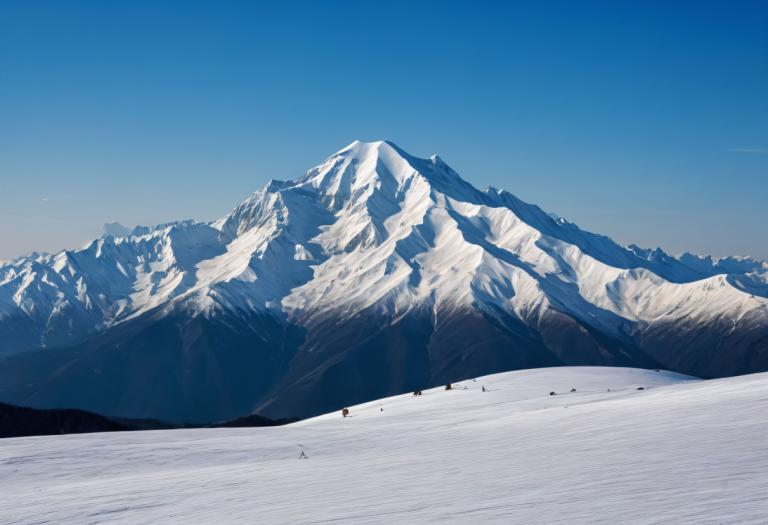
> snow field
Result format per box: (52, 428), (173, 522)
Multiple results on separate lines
(1, 366), (766, 524)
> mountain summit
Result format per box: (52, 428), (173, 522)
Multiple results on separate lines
(1, 141), (766, 422)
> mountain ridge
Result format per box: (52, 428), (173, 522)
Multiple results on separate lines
(0, 140), (766, 422)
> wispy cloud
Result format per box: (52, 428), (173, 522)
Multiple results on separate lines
(724, 148), (768, 154)
(41, 197), (49, 203)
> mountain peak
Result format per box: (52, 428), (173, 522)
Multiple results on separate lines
(330, 139), (419, 171)
(306, 139), (483, 207)
(0, 140), (767, 424)
(335, 139), (404, 154)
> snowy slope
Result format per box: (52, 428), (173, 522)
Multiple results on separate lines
(0, 141), (766, 422)
(1, 367), (766, 524)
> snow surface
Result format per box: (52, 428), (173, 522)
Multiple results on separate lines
(2, 366), (766, 524)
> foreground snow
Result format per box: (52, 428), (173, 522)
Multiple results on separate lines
(1, 367), (766, 524)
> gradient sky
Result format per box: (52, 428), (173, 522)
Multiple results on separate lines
(1, 0), (767, 261)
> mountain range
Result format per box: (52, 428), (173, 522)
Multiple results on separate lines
(0, 140), (766, 423)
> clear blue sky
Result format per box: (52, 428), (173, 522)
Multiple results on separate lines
(1, 0), (766, 260)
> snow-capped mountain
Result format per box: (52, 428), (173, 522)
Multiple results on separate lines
(0, 140), (766, 422)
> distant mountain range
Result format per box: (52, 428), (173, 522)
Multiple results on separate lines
(0, 400), (292, 438)
(1, 140), (766, 423)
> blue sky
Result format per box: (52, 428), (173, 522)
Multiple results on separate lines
(1, 0), (766, 260)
